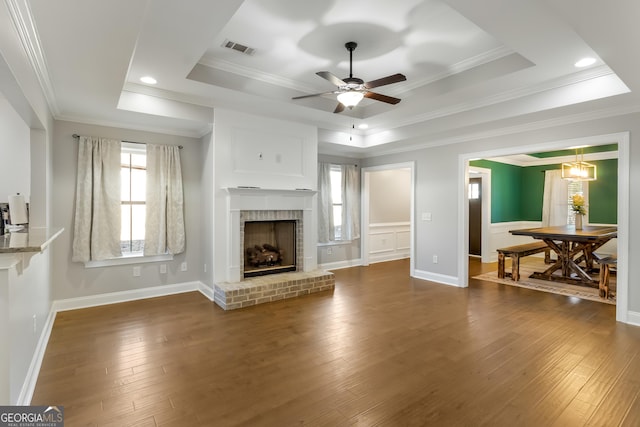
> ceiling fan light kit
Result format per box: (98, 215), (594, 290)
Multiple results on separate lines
(293, 41), (406, 113)
(337, 91), (365, 108)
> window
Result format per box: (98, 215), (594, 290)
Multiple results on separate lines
(567, 180), (588, 225)
(329, 166), (343, 240)
(468, 182), (480, 199)
(121, 144), (146, 254)
(318, 162), (359, 244)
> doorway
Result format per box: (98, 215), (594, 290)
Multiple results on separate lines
(468, 176), (482, 256)
(458, 132), (629, 323)
(361, 162), (415, 276)
(468, 166), (491, 263)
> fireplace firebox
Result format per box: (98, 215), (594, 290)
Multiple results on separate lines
(243, 220), (297, 278)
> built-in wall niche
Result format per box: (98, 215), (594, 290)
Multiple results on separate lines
(243, 220), (297, 278)
(0, 98), (31, 201)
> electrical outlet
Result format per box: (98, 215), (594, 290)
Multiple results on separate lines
(32, 314), (37, 334)
(160, 264), (167, 274)
(133, 266), (141, 277)
(433, 255), (438, 264)
(327, 247), (332, 255)
(181, 262), (187, 272)
(204, 264), (207, 273)
(422, 212), (432, 221)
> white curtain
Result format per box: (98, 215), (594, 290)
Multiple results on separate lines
(542, 169), (569, 226)
(317, 162), (334, 243)
(144, 144), (185, 255)
(341, 164), (361, 240)
(72, 136), (122, 262)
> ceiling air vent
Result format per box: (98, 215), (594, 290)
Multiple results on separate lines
(222, 39), (255, 56)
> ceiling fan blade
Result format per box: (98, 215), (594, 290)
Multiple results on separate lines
(364, 73), (406, 89)
(364, 91), (401, 105)
(333, 103), (345, 114)
(292, 91), (335, 100)
(317, 71), (347, 87)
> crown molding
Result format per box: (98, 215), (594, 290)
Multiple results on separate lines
(55, 113), (210, 140)
(487, 150), (619, 167)
(369, 65), (619, 133)
(198, 56), (316, 94)
(399, 45), (515, 93)
(363, 103), (640, 158)
(122, 82), (217, 110)
(5, 0), (59, 116)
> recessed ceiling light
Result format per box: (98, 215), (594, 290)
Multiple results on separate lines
(574, 57), (596, 68)
(358, 124), (369, 129)
(140, 76), (157, 85)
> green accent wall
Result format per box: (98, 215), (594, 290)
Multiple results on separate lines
(589, 158), (617, 223)
(470, 158), (617, 224)
(470, 160), (522, 223)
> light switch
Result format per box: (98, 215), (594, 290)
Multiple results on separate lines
(422, 212), (432, 221)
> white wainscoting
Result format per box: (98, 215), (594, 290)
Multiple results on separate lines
(486, 221), (618, 262)
(488, 221), (542, 262)
(368, 222), (410, 264)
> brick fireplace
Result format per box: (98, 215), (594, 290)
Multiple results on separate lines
(214, 188), (335, 310)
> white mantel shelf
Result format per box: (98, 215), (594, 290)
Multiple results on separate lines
(224, 187), (317, 197)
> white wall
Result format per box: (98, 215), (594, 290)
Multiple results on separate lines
(362, 112), (640, 316)
(0, 102), (52, 403)
(51, 120), (203, 300)
(0, 3), (55, 403)
(213, 109), (317, 190)
(199, 130), (215, 288)
(369, 169), (411, 224)
(6, 251), (52, 403)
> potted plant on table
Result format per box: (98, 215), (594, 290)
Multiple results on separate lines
(571, 193), (586, 230)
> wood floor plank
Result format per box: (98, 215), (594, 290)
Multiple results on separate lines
(31, 259), (640, 426)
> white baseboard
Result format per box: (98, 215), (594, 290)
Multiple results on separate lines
(413, 269), (461, 287)
(626, 310), (640, 327)
(16, 306), (57, 405)
(53, 281), (203, 312)
(198, 282), (215, 301)
(369, 253), (410, 264)
(319, 258), (363, 271)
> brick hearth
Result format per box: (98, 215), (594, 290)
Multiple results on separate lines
(214, 270), (335, 310)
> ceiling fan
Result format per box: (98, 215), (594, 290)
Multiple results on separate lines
(292, 41), (407, 113)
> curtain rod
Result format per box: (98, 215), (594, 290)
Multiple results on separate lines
(73, 134), (183, 149)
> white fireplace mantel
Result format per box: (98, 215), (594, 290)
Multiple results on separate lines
(224, 187), (316, 210)
(221, 187), (317, 283)
(224, 187), (316, 196)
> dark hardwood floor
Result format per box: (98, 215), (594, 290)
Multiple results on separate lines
(32, 259), (640, 426)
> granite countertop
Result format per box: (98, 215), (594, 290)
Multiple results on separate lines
(0, 227), (64, 254)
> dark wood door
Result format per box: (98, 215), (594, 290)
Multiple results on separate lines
(469, 177), (482, 256)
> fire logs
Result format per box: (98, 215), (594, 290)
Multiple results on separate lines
(246, 243), (284, 267)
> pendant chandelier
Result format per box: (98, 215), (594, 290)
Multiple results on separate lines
(561, 149), (597, 181)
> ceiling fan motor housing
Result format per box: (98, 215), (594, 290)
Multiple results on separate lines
(342, 77), (364, 89)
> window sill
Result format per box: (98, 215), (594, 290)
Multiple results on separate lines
(317, 239), (358, 247)
(84, 253), (173, 268)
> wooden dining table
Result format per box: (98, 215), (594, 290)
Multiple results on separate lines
(509, 225), (617, 287)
